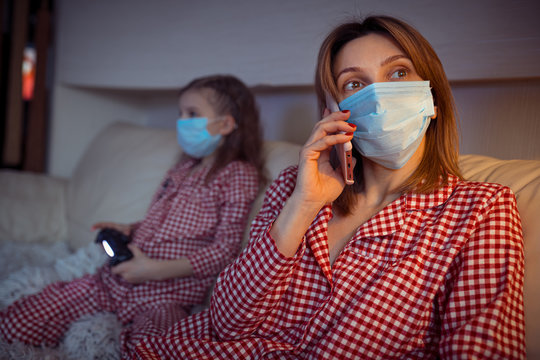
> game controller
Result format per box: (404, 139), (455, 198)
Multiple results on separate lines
(95, 228), (133, 266)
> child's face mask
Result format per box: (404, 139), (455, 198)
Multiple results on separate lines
(339, 81), (435, 169)
(176, 117), (222, 158)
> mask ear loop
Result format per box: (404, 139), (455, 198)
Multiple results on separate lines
(428, 86), (437, 120)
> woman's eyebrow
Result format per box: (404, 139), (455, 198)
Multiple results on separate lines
(380, 54), (410, 67)
(335, 66), (363, 82)
(335, 55), (410, 81)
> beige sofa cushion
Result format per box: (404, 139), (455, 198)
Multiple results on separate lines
(459, 154), (540, 357)
(0, 170), (68, 243)
(66, 122), (180, 249)
(241, 140), (301, 247)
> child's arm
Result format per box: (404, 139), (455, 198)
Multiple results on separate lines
(185, 162), (259, 279)
(110, 245), (193, 283)
(112, 162), (259, 284)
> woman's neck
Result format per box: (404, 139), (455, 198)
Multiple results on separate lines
(357, 138), (425, 209)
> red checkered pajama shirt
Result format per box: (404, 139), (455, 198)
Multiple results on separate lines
(137, 165), (525, 359)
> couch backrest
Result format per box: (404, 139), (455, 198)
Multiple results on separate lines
(66, 122), (181, 249)
(241, 141), (301, 247)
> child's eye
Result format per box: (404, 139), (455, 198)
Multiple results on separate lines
(180, 110), (198, 118)
(390, 69), (408, 79)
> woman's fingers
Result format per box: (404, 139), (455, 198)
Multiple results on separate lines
(305, 111), (354, 144)
(291, 109), (356, 204)
(302, 126), (354, 163)
(306, 131), (354, 153)
(299, 111), (355, 175)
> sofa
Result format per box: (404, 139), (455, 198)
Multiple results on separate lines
(1, 121), (539, 358)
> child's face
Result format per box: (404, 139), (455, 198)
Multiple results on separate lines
(178, 89), (224, 136)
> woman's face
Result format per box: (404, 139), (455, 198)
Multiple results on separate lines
(178, 88), (225, 136)
(333, 33), (424, 102)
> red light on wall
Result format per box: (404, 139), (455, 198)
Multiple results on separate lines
(22, 46), (36, 101)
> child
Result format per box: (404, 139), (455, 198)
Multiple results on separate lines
(0, 74), (265, 357)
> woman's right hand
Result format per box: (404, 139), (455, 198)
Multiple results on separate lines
(294, 109), (355, 208)
(91, 221), (132, 236)
(269, 109), (355, 257)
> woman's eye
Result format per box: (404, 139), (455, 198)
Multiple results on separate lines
(390, 69), (408, 79)
(344, 81), (362, 91)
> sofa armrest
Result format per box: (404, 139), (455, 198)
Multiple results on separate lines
(0, 170), (68, 244)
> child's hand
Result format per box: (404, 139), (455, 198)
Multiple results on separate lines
(110, 244), (156, 284)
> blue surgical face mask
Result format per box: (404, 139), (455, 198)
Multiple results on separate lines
(338, 81), (435, 169)
(176, 117), (222, 158)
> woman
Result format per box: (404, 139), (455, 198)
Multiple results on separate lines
(136, 16), (525, 359)
(1, 74), (265, 358)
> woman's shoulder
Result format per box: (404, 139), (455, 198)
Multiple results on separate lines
(455, 178), (514, 196)
(271, 165), (299, 187)
(261, 165), (299, 199)
(451, 177), (517, 207)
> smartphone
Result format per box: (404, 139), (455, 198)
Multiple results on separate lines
(325, 92), (354, 185)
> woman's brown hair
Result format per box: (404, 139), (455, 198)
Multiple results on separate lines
(315, 16), (462, 215)
(179, 74), (265, 184)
